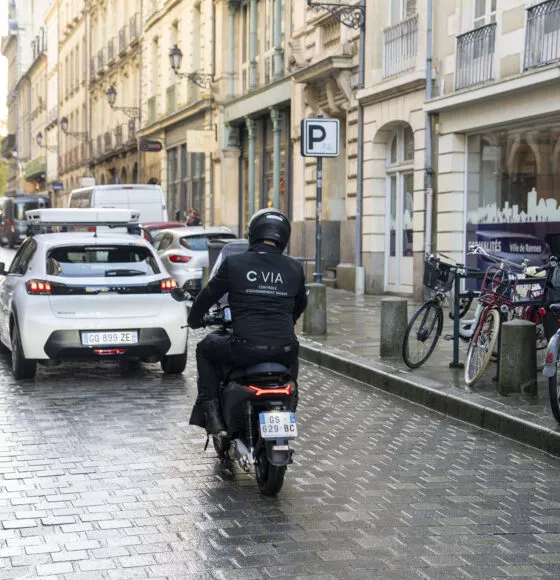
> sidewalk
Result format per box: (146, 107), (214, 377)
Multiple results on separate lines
(298, 288), (560, 457)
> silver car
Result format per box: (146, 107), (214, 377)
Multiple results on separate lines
(153, 226), (236, 293)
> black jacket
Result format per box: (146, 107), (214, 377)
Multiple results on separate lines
(188, 243), (307, 346)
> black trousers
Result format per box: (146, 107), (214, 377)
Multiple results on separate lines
(195, 330), (299, 403)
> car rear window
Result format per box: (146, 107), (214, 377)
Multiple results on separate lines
(46, 245), (161, 278)
(15, 200), (49, 220)
(180, 233), (236, 251)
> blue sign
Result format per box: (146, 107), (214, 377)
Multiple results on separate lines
(52, 182), (64, 191)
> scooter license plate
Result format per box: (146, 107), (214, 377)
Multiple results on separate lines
(259, 411), (297, 439)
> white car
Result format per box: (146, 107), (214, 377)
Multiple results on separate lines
(0, 208), (188, 379)
(153, 226), (236, 294)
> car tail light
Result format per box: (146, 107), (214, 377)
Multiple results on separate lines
(160, 278), (178, 292)
(88, 226), (96, 233)
(539, 307), (547, 317)
(169, 255), (192, 263)
(10, 220), (14, 233)
(27, 280), (52, 295)
(247, 384), (294, 396)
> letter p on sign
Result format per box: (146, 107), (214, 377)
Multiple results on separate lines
(300, 118), (340, 157)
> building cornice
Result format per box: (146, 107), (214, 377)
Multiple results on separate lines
(144, 0), (183, 33)
(291, 55), (354, 84)
(357, 69), (426, 106)
(424, 64), (560, 114)
(136, 99), (212, 138)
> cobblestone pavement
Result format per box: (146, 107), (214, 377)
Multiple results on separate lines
(1, 335), (560, 579)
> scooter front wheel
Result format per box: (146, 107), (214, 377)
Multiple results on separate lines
(255, 451), (286, 496)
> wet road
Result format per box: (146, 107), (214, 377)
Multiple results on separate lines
(1, 247), (560, 579)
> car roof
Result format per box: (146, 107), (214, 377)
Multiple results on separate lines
(141, 221), (185, 230)
(161, 226), (234, 237)
(31, 232), (151, 249)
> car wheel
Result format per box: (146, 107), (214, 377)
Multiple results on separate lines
(161, 352), (187, 374)
(8, 234), (15, 249)
(11, 323), (37, 379)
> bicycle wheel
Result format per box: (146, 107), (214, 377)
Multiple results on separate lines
(549, 361), (560, 424)
(465, 307), (500, 386)
(402, 300), (443, 369)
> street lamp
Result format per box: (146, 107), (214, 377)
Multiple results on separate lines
(60, 116), (88, 141)
(169, 44), (213, 89)
(35, 131), (57, 152)
(105, 84), (140, 119)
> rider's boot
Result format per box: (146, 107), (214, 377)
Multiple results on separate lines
(202, 399), (226, 435)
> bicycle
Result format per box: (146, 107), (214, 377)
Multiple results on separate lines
(402, 254), (478, 368)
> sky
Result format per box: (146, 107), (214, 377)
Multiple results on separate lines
(0, 1), (7, 135)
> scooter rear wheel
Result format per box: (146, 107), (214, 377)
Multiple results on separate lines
(255, 451), (286, 496)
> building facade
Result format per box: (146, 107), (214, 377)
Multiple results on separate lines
(87, 0), (141, 187)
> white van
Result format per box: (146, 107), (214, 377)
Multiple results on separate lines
(68, 184), (168, 223)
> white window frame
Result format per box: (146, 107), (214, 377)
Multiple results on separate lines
(474, 0), (496, 29)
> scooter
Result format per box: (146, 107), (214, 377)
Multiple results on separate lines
(170, 289), (298, 496)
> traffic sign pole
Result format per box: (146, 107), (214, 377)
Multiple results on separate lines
(314, 155), (323, 284)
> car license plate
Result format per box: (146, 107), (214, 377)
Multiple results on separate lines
(259, 411), (297, 439)
(81, 331), (138, 346)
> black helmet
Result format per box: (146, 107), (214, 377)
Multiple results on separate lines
(248, 208), (291, 251)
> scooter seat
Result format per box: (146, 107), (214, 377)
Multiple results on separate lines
(229, 362), (291, 381)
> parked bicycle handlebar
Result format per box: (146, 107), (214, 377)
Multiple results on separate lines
(468, 243), (529, 271)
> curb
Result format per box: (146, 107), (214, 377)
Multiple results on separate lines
(299, 341), (560, 458)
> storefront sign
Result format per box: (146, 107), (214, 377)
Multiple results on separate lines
(140, 139), (163, 152)
(52, 181), (64, 191)
(185, 130), (216, 154)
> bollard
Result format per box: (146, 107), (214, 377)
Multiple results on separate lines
(499, 319), (537, 396)
(380, 297), (408, 358)
(303, 283), (327, 335)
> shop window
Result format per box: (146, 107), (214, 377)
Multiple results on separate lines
(466, 122), (560, 271)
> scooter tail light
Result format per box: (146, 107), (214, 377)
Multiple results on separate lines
(539, 307), (547, 317)
(247, 384), (293, 396)
(26, 280), (52, 295)
(94, 348), (126, 355)
(548, 351), (554, 363)
(160, 278), (178, 292)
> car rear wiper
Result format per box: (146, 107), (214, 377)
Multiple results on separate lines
(105, 269), (145, 277)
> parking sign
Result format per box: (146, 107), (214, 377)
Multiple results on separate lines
(300, 118), (340, 157)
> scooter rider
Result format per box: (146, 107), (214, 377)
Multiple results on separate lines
(187, 208), (308, 434)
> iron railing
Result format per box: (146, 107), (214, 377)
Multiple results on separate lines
(115, 125), (123, 148)
(97, 48), (106, 75)
(383, 14), (418, 78)
(129, 13), (139, 42)
(104, 131), (112, 151)
(107, 38), (115, 62)
(128, 118), (136, 143)
(119, 26), (127, 54)
(525, 0), (560, 70)
(166, 84), (176, 114)
(455, 22), (496, 90)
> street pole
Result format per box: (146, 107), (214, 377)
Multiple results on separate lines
(314, 155), (323, 283)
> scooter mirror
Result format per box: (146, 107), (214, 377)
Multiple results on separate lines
(170, 287), (189, 302)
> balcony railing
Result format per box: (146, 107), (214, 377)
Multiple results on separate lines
(115, 125), (123, 148)
(119, 26), (127, 54)
(147, 96), (157, 125)
(524, 0), (560, 70)
(107, 38), (115, 62)
(128, 118), (136, 143)
(104, 131), (113, 151)
(455, 22), (496, 90)
(129, 13), (140, 42)
(166, 84), (176, 114)
(383, 14), (418, 78)
(97, 48), (106, 75)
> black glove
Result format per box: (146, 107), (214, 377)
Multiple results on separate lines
(188, 317), (205, 330)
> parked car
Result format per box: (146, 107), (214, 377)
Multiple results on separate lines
(140, 221), (186, 242)
(68, 184), (168, 223)
(0, 208), (188, 379)
(153, 226), (236, 294)
(1, 194), (51, 248)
